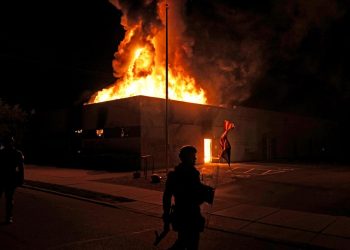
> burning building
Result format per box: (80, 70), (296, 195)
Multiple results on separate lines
(72, 1), (337, 169)
(77, 96), (336, 169)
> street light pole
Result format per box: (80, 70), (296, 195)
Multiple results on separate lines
(165, 0), (169, 173)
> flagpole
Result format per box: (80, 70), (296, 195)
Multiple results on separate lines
(165, 0), (169, 173)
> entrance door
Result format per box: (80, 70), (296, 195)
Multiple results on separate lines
(204, 138), (212, 163)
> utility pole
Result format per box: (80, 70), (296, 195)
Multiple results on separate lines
(165, 0), (169, 173)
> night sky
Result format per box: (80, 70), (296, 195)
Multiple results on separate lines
(0, 0), (123, 109)
(1, 0), (350, 123)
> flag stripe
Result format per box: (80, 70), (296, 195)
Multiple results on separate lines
(219, 120), (235, 165)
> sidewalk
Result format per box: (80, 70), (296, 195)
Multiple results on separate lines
(23, 164), (350, 249)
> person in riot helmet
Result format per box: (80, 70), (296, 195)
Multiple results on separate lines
(162, 145), (214, 250)
(0, 135), (24, 224)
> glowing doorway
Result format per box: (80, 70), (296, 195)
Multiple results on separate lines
(204, 139), (212, 163)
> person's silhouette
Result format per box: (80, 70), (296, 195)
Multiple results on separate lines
(0, 136), (24, 224)
(162, 145), (214, 250)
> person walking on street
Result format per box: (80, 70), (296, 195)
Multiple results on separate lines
(0, 135), (24, 224)
(162, 145), (214, 250)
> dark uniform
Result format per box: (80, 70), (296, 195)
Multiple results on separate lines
(0, 136), (24, 223)
(163, 146), (213, 250)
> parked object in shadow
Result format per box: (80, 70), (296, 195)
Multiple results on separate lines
(151, 174), (161, 184)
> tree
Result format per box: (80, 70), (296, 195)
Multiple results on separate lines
(0, 99), (28, 145)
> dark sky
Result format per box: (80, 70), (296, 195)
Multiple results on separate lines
(1, 0), (350, 122)
(0, 0), (123, 109)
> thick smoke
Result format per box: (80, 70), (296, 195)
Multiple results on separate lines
(109, 0), (345, 108)
(180, 0), (267, 105)
(109, 0), (162, 32)
(181, 0), (344, 106)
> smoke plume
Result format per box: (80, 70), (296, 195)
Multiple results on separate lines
(108, 0), (345, 107)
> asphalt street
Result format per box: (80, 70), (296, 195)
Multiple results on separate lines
(0, 188), (308, 250)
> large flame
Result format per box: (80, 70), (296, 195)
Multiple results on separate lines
(88, 2), (207, 105)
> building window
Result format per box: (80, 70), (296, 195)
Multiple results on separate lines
(96, 129), (104, 137)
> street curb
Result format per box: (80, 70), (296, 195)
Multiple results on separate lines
(22, 181), (162, 220)
(23, 184), (124, 210)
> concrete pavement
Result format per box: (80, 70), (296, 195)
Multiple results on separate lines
(23, 164), (350, 249)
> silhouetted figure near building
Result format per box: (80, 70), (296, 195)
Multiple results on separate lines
(0, 136), (24, 224)
(162, 145), (214, 250)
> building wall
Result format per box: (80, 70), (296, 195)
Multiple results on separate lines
(79, 96), (338, 169)
(79, 97), (142, 169)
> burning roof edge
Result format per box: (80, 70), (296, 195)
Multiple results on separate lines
(83, 95), (335, 125)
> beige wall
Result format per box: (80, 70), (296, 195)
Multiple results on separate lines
(81, 96), (337, 169)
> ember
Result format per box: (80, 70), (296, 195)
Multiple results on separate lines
(88, 1), (207, 105)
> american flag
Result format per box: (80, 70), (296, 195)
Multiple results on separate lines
(219, 120), (235, 166)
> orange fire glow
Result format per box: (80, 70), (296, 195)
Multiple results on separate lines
(87, 3), (207, 105)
